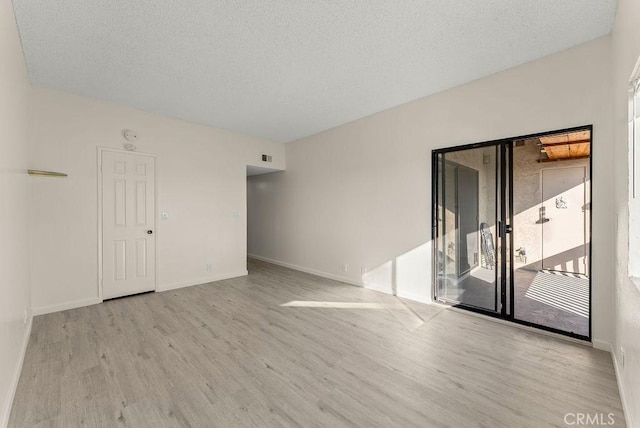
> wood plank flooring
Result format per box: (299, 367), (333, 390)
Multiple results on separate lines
(9, 259), (626, 427)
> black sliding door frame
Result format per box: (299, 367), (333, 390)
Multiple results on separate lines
(432, 125), (593, 342)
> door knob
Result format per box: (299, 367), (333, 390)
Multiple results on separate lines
(147, 230), (153, 234)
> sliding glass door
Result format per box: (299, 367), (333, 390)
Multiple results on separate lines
(433, 126), (592, 340)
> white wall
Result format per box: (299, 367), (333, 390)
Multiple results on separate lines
(0, 0), (32, 425)
(611, 0), (640, 425)
(29, 87), (284, 314)
(248, 37), (614, 343)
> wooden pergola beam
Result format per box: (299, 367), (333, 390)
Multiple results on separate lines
(538, 139), (591, 148)
(537, 155), (590, 163)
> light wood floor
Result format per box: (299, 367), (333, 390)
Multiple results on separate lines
(10, 259), (625, 427)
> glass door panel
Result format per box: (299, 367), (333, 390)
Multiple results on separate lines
(511, 131), (591, 339)
(435, 146), (500, 313)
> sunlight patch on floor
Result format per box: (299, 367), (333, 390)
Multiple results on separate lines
(281, 301), (386, 309)
(524, 271), (589, 318)
(281, 299), (426, 331)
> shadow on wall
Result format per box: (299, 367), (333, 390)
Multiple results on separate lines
(343, 154), (590, 304)
(361, 242), (432, 302)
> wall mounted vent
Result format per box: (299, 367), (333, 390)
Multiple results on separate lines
(262, 154), (273, 162)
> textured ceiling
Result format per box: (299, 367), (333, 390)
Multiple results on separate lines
(13, 1), (617, 142)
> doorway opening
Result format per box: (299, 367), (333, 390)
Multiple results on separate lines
(432, 126), (592, 340)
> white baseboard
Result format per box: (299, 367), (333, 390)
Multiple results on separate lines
(248, 254), (363, 287)
(396, 290), (432, 304)
(1, 315), (32, 428)
(592, 339), (612, 352)
(611, 347), (632, 428)
(32, 297), (101, 316)
(248, 254), (434, 306)
(157, 270), (248, 292)
(32, 271), (250, 315)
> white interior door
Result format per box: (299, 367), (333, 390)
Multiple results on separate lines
(541, 166), (587, 274)
(101, 150), (156, 299)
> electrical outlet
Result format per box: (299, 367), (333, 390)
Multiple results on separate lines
(361, 266), (368, 274)
(342, 264), (348, 272)
(161, 211), (169, 220)
(23, 309), (27, 324)
(206, 263), (213, 272)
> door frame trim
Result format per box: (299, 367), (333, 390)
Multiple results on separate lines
(431, 124), (593, 341)
(97, 147), (158, 302)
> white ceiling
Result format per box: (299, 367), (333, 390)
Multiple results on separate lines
(13, 1), (617, 143)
